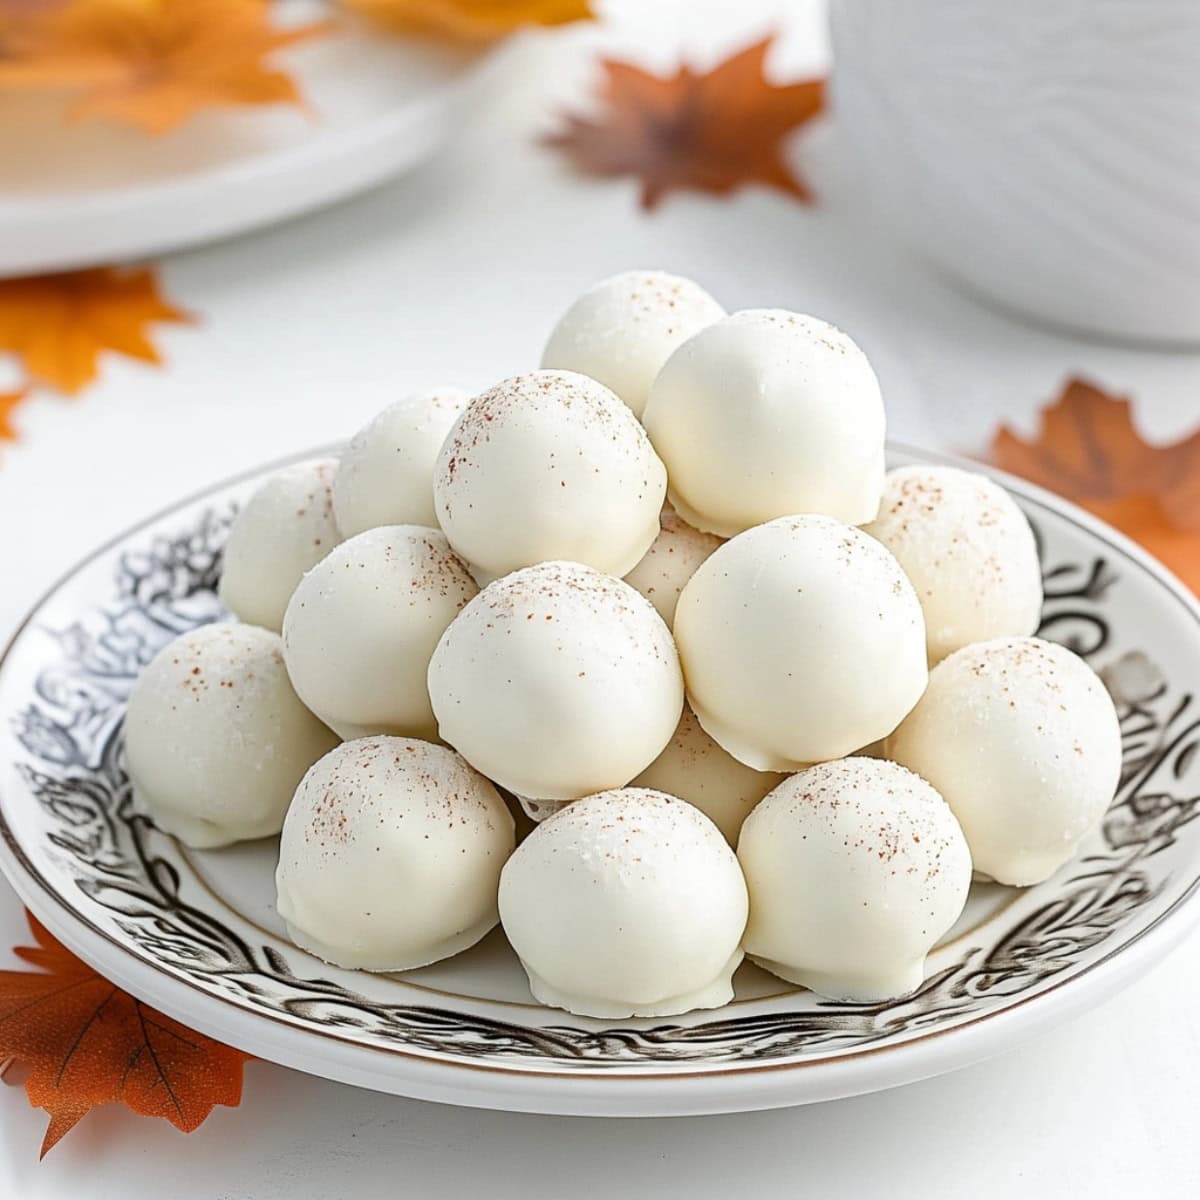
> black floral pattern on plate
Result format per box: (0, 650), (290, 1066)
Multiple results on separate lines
(8, 504), (1199, 1067)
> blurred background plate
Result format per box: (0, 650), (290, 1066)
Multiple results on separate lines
(0, 1), (503, 278)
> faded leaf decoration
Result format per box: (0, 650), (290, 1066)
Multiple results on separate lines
(0, 388), (29, 443)
(991, 377), (1200, 592)
(0, 0), (328, 134)
(0, 266), (191, 395)
(342, 0), (592, 41)
(545, 36), (825, 210)
(0, 914), (250, 1157)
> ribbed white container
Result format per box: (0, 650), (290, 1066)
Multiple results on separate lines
(830, 0), (1200, 344)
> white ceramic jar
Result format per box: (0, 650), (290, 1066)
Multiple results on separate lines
(830, 0), (1200, 343)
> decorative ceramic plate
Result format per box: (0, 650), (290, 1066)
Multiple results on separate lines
(1, 446), (1198, 1116)
(0, 2), (502, 278)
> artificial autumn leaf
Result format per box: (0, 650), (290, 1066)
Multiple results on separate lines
(0, 266), (191, 395)
(990, 377), (1200, 592)
(545, 36), (825, 210)
(0, 913), (250, 1157)
(0, 0), (56, 53)
(0, 0), (67, 19)
(0, 0), (329, 134)
(342, 0), (592, 41)
(0, 388), (28, 443)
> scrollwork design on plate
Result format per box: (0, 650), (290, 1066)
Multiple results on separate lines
(7, 509), (1196, 1066)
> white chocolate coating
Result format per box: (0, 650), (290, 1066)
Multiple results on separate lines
(864, 465), (1043, 663)
(499, 788), (748, 1017)
(514, 796), (569, 824)
(540, 270), (725, 417)
(674, 515), (928, 771)
(219, 459), (341, 632)
(428, 562), (684, 801)
(276, 737), (515, 971)
(623, 507), (723, 628)
(642, 310), (886, 536)
(282, 525), (477, 742)
(631, 707), (778, 844)
(433, 371), (667, 584)
(125, 623), (338, 848)
(886, 637), (1122, 886)
(333, 387), (471, 536)
(738, 759), (972, 1001)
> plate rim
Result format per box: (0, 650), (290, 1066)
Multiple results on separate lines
(2, 442), (1199, 1115)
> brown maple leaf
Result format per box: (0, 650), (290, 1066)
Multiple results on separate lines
(0, 914), (251, 1157)
(342, 0), (592, 40)
(0, 266), (191, 395)
(0, 0), (329, 134)
(0, 387), (29, 443)
(545, 36), (826, 210)
(990, 377), (1200, 592)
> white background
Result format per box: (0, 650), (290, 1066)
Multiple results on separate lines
(2, 1), (1199, 1195)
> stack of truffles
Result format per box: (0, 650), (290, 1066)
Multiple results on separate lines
(124, 271), (1122, 1017)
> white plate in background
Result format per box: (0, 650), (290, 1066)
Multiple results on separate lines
(0, 1), (504, 278)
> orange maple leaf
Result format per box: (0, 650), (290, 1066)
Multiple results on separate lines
(0, 0), (68, 19)
(341, 0), (592, 40)
(0, 0), (329, 134)
(0, 266), (191, 395)
(545, 36), (826, 210)
(0, 388), (29, 443)
(990, 377), (1200, 592)
(0, 914), (251, 1157)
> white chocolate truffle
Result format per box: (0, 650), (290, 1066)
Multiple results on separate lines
(499, 789), (748, 1017)
(125, 623), (337, 849)
(642, 310), (886, 536)
(428, 562), (684, 801)
(433, 371), (667, 584)
(674, 515), (927, 771)
(864, 465), (1043, 663)
(631, 707), (777, 844)
(886, 637), (1122, 886)
(219, 459), (341, 632)
(333, 387), (471, 536)
(738, 759), (971, 1001)
(276, 737), (515, 971)
(282, 525), (477, 741)
(623, 507), (723, 628)
(540, 270), (726, 417)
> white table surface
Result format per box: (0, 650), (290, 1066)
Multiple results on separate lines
(2, 1), (1200, 1195)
